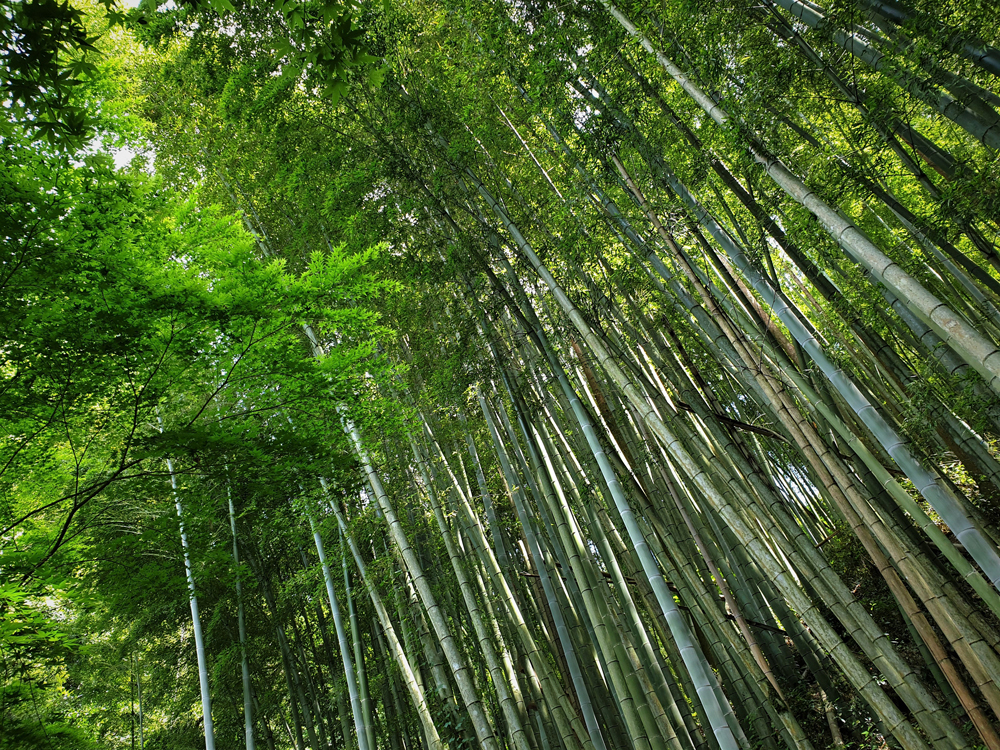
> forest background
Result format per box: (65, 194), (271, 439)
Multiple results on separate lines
(3, 0), (1000, 749)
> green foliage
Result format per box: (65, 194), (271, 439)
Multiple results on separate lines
(132, 0), (381, 105)
(1, 73), (387, 737)
(0, 0), (107, 148)
(0, 581), (96, 749)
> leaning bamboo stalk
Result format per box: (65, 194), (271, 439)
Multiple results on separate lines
(598, 0), (1000, 502)
(493, 384), (613, 750)
(587, 45), (1000, 590)
(483, 250), (745, 750)
(470, 172), (944, 750)
(340, 530), (376, 750)
(528, 368), (693, 749)
(513, 369), (657, 746)
(474, 386), (613, 750)
(568, 169), (980, 748)
(529, 415), (671, 750)
(299, 318), (498, 749)
(322, 492), (444, 750)
(344, 422), (500, 750)
(767, 0), (1000, 147)
(304, 509), (371, 750)
(701, 298), (1000, 731)
(433, 407), (592, 749)
(407, 431), (533, 750)
(480, 162), (941, 734)
(621, 184), (1000, 733)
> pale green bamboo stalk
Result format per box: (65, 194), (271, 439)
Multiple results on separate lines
(767, 0), (1000, 147)
(323, 491), (444, 750)
(483, 254), (744, 750)
(226, 479), (256, 750)
(524, 346), (712, 741)
(529, 417), (665, 750)
(694, 303), (1000, 724)
(344, 419), (500, 750)
(340, 527), (376, 750)
(529, 380), (692, 750)
(454, 419), (534, 736)
(590, 20), (1000, 590)
(459, 414), (513, 577)
(489, 389), (611, 750)
(407, 431), (533, 750)
(161, 442), (216, 750)
(299, 318), (496, 747)
(304, 511), (366, 750)
(472, 420), (594, 750)
(471, 170), (947, 749)
(475, 386), (603, 750)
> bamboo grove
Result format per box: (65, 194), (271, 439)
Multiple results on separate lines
(3, 0), (1000, 748)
